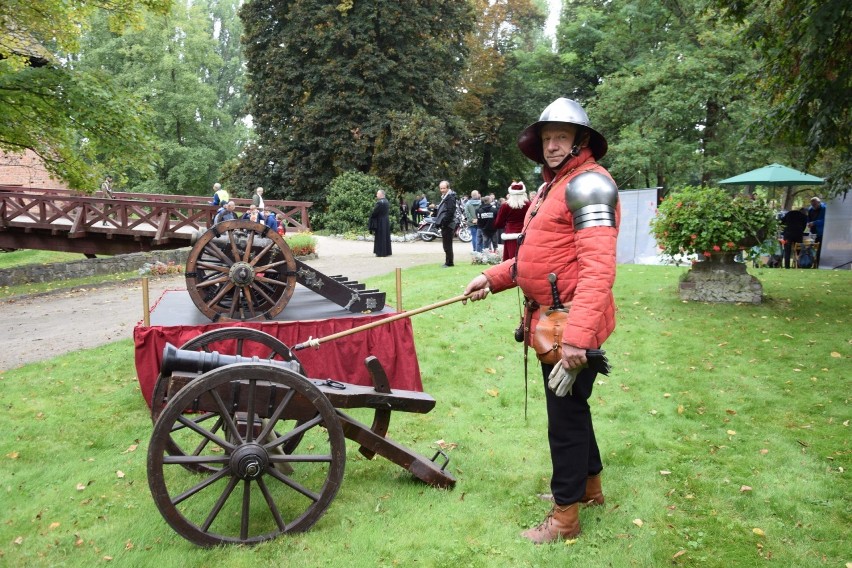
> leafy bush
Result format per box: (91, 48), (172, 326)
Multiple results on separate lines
(651, 186), (778, 261)
(315, 171), (394, 234)
(284, 232), (317, 257)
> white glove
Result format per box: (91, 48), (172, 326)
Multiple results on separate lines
(547, 363), (585, 397)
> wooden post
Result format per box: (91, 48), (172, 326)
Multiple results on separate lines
(142, 277), (150, 327)
(395, 267), (402, 312)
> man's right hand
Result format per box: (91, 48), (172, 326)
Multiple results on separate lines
(463, 275), (490, 303)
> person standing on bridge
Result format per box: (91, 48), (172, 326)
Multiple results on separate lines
(211, 183), (229, 206)
(101, 176), (114, 199)
(252, 187), (265, 210)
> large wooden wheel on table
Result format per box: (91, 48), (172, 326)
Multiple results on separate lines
(147, 363), (346, 547)
(185, 220), (297, 322)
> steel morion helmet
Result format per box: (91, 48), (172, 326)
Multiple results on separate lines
(517, 97), (608, 163)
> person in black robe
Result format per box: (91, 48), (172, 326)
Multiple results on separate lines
(781, 208), (808, 269)
(369, 190), (392, 257)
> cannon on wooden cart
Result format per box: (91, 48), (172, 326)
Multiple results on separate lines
(185, 219), (386, 321)
(147, 327), (454, 547)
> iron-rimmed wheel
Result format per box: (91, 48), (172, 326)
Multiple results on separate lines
(147, 363), (346, 547)
(457, 226), (472, 243)
(185, 220), (297, 322)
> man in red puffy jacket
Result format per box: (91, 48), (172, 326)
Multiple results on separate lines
(464, 98), (619, 544)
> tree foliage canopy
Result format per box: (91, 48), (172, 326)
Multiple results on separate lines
(1, 0), (848, 204)
(233, 0), (475, 206)
(77, 0), (249, 195)
(0, 0), (172, 190)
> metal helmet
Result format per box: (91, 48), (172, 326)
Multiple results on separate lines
(517, 98), (608, 163)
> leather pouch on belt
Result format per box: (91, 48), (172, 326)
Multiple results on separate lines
(532, 309), (569, 365)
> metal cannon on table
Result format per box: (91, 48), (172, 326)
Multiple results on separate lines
(147, 327), (454, 547)
(185, 219), (385, 322)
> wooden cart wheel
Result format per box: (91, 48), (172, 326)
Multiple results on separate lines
(185, 220), (297, 322)
(151, 328), (306, 475)
(148, 363), (346, 546)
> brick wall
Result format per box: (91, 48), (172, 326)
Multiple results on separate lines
(0, 150), (69, 189)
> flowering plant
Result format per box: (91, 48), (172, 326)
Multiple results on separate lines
(284, 232), (317, 257)
(651, 186), (778, 262)
(470, 250), (502, 265)
(138, 261), (183, 276)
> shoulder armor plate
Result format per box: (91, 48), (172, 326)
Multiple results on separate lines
(566, 171), (618, 230)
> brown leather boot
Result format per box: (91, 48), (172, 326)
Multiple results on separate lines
(520, 503), (580, 544)
(581, 473), (605, 507)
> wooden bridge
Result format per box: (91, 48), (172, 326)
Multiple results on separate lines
(0, 186), (313, 256)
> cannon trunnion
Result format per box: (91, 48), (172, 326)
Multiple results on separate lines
(148, 327), (453, 547)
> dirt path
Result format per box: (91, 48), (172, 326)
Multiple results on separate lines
(0, 236), (478, 371)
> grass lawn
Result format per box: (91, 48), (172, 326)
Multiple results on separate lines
(0, 263), (849, 567)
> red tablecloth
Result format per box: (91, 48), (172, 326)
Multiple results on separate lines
(134, 315), (422, 407)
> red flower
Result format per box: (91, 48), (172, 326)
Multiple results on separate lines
(703, 251), (712, 257)
(726, 241), (736, 249)
(712, 245), (721, 252)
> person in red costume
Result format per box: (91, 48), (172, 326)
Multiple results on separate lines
(464, 98), (620, 544)
(494, 181), (531, 260)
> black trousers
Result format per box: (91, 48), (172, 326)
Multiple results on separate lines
(540, 363), (602, 505)
(441, 225), (454, 265)
(783, 238), (801, 268)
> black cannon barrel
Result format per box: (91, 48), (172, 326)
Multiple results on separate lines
(160, 343), (301, 376)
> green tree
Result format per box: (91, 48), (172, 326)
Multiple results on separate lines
(555, 0), (765, 191)
(235, 0), (474, 206)
(453, 0), (548, 197)
(714, 0), (851, 195)
(77, 0), (249, 195)
(0, 0), (171, 190)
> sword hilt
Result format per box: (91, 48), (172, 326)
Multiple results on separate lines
(547, 273), (564, 310)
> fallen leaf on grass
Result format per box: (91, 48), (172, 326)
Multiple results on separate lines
(830, 352), (841, 358)
(6, 451), (18, 459)
(740, 485), (752, 492)
(121, 444), (138, 454)
(760, 449), (769, 454)
(752, 528), (765, 536)
(14, 536), (23, 545)
(660, 470), (671, 475)
(484, 368), (496, 374)
(49, 522), (60, 530)
(727, 430), (736, 436)
(434, 439), (457, 451)
(486, 389), (499, 397)
(76, 483), (88, 491)
(125, 540), (134, 550)
(673, 550), (686, 559)
(116, 471), (125, 479)
(632, 518), (644, 528)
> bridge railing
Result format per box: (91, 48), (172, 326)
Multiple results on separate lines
(0, 186), (313, 254)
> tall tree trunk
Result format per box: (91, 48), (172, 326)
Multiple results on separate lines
(478, 143), (493, 196)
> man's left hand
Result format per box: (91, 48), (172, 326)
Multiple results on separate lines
(561, 342), (588, 371)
